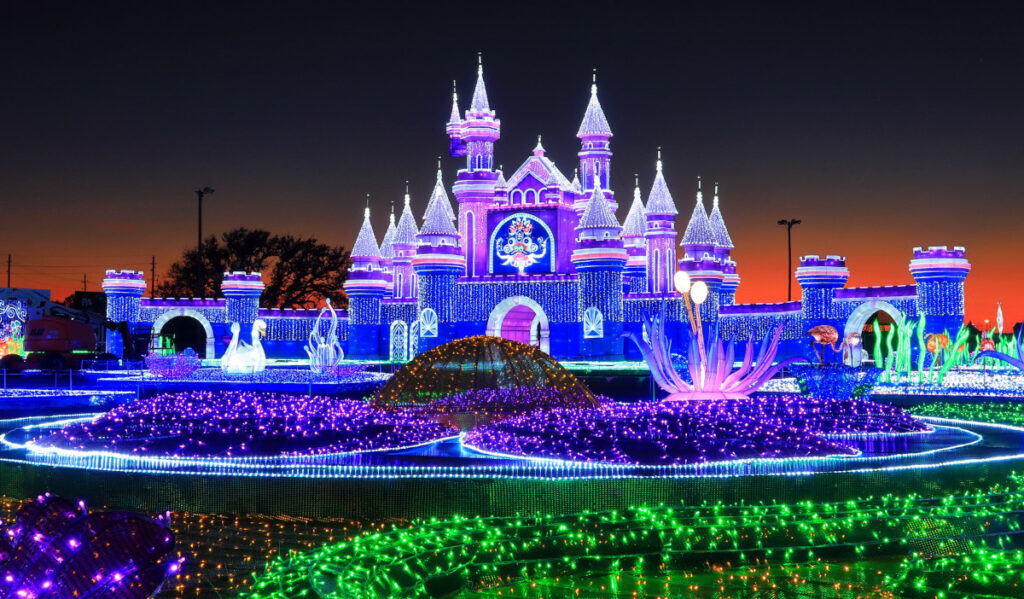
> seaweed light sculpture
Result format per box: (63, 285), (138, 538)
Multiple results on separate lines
(306, 298), (344, 374)
(625, 272), (806, 400)
(977, 326), (1024, 371)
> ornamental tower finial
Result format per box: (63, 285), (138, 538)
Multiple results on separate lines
(470, 52), (490, 112)
(656, 147), (663, 172)
(447, 79), (461, 125)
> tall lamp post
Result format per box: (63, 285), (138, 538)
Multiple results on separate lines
(196, 187), (215, 297)
(777, 218), (801, 301)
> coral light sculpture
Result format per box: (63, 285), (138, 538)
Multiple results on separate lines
(977, 326), (1024, 371)
(306, 298), (344, 374)
(626, 273), (805, 400)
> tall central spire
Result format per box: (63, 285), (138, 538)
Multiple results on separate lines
(470, 52), (490, 113)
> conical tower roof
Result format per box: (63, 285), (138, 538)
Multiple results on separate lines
(469, 56), (490, 113)
(380, 208), (398, 259)
(708, 182), (734, 249)
(622, 179), (647, 237)
(681, 179), (714, 246)
(447, 82), (461, 125)
(420, 171), (458, 236)
(578, 178), (621, 231)
(395, 187), (419, 246)
(645, 152), (677, 216)
(351, 206), (382, 258)
(576, 77), (612, 137)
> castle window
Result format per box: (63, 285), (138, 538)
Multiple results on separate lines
(583, 307), (604, 339)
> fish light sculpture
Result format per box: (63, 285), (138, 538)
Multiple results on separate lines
(626, 271), (805, 400)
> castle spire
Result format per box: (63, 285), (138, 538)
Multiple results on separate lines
(622, 174), (647, 237)
(380, 198), (398, 259)
(447, 79), (461, 125)
(423, 166), (456, 231)
(681, 177), (714, 247)
(394, 183), (419, 245)
(470, 52), (490, 113)
(578, 175), (621, 232)
(533, 135), (545, 156)
(576, 69), (612, 137)
(351, 202), (381, 258)
(708, 181), (734, 250)
(645, 148), (677, 215)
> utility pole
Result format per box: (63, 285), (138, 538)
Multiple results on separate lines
(195, 187), (214, 298)
(150, 256), (156, 299)
(777, 219), (801, 301)
(5, 254), (9, 288)
(82, 274), (88, 292)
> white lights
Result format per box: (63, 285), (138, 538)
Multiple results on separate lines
(673, 270), (691, 294)
(690, 281), (709, 305)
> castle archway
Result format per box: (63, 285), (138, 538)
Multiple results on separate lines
(486, 296), (550, 354)
(151, 309), (216, 358)
(843, 300), (905, 366)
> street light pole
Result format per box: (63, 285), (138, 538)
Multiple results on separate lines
(195, 187), (214, 297)
(777, 218), (801, 301)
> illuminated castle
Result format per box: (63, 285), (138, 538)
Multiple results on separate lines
(104, 61), (971, 364)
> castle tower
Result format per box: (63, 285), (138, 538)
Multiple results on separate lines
(102, 269), (146, 358)
(571, 178), (627, 359)
(909, 246), (971, 335)
(707, 182), (738, 306)
(451, 56), (500, 277)
(719, 260), (740, 306)
(391, 186), (419, 300)
(576, 72), (615, 212)
(222, 271), (265, 335)
(680, 177), (715, 261)
(621, 176), (648, 294)
(644, 151), (678, 294)
(413, 171), (465, 353)
(796, 255), (850, 331)
(343, 207), (389, 358)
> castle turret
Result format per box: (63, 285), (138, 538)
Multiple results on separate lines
(644, 150), (678, 294)
(392, 187), (419, 300)
(413, 170), (465, 353)
(719, 259), (740, 306)
(446, 80), (465, 157)
(102, 269), (146, 358)
(576, 72), (615, 211)
(621, 176), (648, 294)
(222, 271), (265, 330)
(680, 177), (715, 261)
(379, 203), (398, 292)
(708, 182), (734, 261)
(451, 56), (500, 278)
(572, 178), (627, 359)
(909, 246), (971, 334)
(796, 255), (850, 331)
(343, 206), (389, 358)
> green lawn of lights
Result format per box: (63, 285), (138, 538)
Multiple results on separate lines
(241, 474), (1024, 598)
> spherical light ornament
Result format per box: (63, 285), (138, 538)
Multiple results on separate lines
(690, 281), (709, 305)
(673, 271), (691, 294)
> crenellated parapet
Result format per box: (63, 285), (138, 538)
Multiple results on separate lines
(719, 259), (740, 306)
(221, 271), (264, 326)
(796, 255), (850, 330)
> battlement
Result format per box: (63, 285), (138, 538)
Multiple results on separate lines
(258, 307), (330, 318)
(912, 246), (967, 260)
(223, 271), (263, 282)
(104, 269), (145, 280)
(798, 255), (846, 268)
(102, 270), (147, 295)
(677, 257), (725, 282)
(141, 297), (226, 307)
(835, 285), (917, 299)
(221, 271), (265, 296)
(720, 301), (802, 315)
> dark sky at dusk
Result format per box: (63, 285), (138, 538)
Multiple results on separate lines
(1, 2), (1022, 325)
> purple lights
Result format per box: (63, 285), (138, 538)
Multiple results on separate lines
(463, 395), (929, 465)
(36, 392), (454, 458)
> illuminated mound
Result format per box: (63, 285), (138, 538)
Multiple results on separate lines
(373, 336), (596, 408)
(242, 474), (1024, 599)
(462, 396), (929, 465)
(34, 391), (454, 458)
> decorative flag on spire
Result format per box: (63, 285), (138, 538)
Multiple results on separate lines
(576, 70), (612, 137)
(681, 178), (714, 246)
(351, 206), (382, 258)
(470, 53), (490, 113)
(646, 149), (677, 215)
(707, 181), (734, 249)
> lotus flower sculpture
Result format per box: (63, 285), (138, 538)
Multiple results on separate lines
(625, 298), (806, 401)
(306, 298), (345, 374)
(0, 493), (179, 599)
(977, 326), (1024, 371)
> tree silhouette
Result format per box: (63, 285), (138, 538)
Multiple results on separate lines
(157, 228), (351, 308)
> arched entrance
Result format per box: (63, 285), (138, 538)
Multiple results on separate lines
(843, 300), (905, 366)
(151, 309), (216, 358)
(486, 296), (550, 354)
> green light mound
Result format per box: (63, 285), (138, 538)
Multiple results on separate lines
(909, 401), (1024, 426)
(372, 335), (597, 408)
(241, 474), (1024, 599)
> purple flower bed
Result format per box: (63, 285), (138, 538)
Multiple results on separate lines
(35, 392), (454, 458)
(463, 395), (928, 465)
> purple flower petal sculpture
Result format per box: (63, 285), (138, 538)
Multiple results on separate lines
(977, 326), (1024, 371)
(0, 493), (178, 599)
(625, 299), (806, 400)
